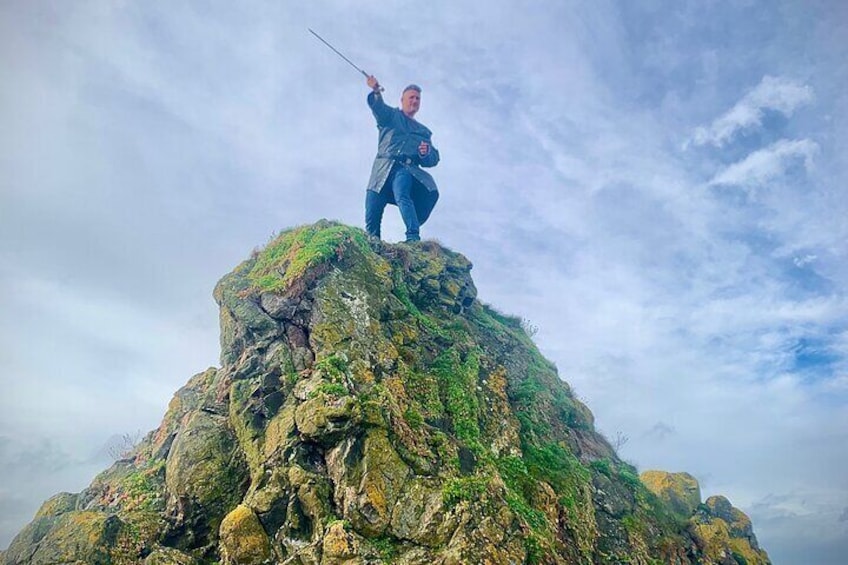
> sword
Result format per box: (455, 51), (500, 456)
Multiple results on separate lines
(308, 28), (384, 91)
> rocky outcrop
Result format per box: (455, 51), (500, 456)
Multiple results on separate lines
(640, 470), (701, 517)
(1, 221), (771, 564)
(641, 471), (769, 565)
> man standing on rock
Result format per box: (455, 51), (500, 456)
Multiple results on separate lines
(364, 75), (440, 242)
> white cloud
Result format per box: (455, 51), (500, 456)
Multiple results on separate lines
(691, 75), (814, 147)
(1, 2), (847, 563)
(709, 138), (819, 188)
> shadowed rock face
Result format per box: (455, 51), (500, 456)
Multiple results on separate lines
(1, 221), (771, 565)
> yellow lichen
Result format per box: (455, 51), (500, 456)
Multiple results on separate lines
(219, 504), (271, 565)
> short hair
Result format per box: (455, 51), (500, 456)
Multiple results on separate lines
(402, 84), (422, 95)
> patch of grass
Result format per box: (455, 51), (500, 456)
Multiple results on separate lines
(403, 407), (423, 429)
(442, 475), (490, 507)
(590, 458), (613, 477)
(618, 464), (642, 491)
(431, 347), (483, 453)
(371, 536), (399, 562)
(120, 461), (165, 513)
(524, 534), (544, 565)
(309, 382), (349, 398)
(524, 443), (591, 508)
(314, 352), (349, 381)
(248, 223), (371, 293)
(505, 491), (549, 531)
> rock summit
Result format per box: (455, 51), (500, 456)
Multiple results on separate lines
(1, 221), (770, 565)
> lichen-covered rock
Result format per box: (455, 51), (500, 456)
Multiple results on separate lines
(690, 495), (770, 565)
(1, 221), (771, 565)
(143, 546), (200, 564)
(219, 504), (272, 564)
(2, 511), (119, 565)
(641, 470), (702, 517)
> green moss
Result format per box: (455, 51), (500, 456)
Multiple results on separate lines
(248, 223), (371, 293)
(229, 380), (265, 482)
(431, 347), (483, 453)
(732, 550), (750, 565)
(403, 407), (423, 429)
(505, 491), (548, 531)
(618, 464), (642, 491)
(590, 458), (613, 477)
(371, 536), (399, 562)
(391, 268), (450, 339)
(119, 461), (165, 513)
(524, 534), (544, 565)
(497, 456), (533, 497)
(309, 382), (349, 398)
(314, 352), (349, 381)
(403, 366), (443, 421)
(442, 475), (490, 507)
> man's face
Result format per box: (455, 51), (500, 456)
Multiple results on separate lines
(401, 89), (421, 116)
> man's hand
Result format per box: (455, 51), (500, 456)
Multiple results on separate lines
(367, 75), (381, 92)
(418, 141), (430, 156)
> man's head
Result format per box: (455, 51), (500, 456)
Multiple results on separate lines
(401, 84), (422, 118)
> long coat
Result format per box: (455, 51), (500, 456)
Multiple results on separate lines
(366, 91), (439, 195)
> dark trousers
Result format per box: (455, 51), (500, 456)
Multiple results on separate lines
(365, 166), (439, 241)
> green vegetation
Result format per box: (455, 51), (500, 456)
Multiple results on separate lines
(391, 267), (450, 338)
(431, 347), (483, 453)
(372, 536), (400, 562)
(248, 223), (371, 293)
(119, 461), (165, 513)
(403, 407), (423, 429)
(442, 475), (490, 507)
(590, 458), (613, 477)
(309, 382), (349, 398)
(314, 352), (349, 380)
(524, 534), (544, 565)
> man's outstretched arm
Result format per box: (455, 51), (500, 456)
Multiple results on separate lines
(366, 75), (393, 126)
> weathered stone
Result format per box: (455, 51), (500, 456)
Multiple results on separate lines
(164, 409), (249, 549)
(2, 511), (119, 565)
(641, 470), (702, 517)
(2, 222), (772, 565)
(33, 492), (79, 519)
(294, 394), (360, 444)
(144, 546), (200, 564)
(389, 477), (448, 545)
(321, 521), (362, 562)
(219, 504), (272, 565)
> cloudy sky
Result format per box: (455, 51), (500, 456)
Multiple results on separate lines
(1, 1), (846, 563)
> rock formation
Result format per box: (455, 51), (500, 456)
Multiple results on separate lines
(1, 221), (771, 564)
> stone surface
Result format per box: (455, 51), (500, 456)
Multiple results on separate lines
(641, 470), (702, 517)
(1, 222), (771, 565)
(219, 504), (272, 565)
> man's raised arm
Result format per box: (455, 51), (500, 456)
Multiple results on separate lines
(366, 75), (393, 126)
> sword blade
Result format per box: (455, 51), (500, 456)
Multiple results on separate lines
(308, 28), (368, 77)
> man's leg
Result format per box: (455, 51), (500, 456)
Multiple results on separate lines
(414, 187), (439, 225)
(365, 188), (389, 239)
(391, 168), (421, 241)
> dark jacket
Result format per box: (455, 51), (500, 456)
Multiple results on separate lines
(367, 91), (439, 194)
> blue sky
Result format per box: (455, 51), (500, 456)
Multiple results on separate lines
(1, 2), (846, 563)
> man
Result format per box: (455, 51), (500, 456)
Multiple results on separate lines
(364, 75), (440, 242)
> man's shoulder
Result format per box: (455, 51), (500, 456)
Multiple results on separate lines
(412, 120), (433, 137)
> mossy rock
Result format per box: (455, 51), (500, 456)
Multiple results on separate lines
(2, 511), (119, 565)
(219, 504), (272, 565)
(33, 492), (79, 519)
(164, 409), (249, 548)
(640, 470), (701, 517)
(143, 546), (200, 564)
(2, 221), (772, 565)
